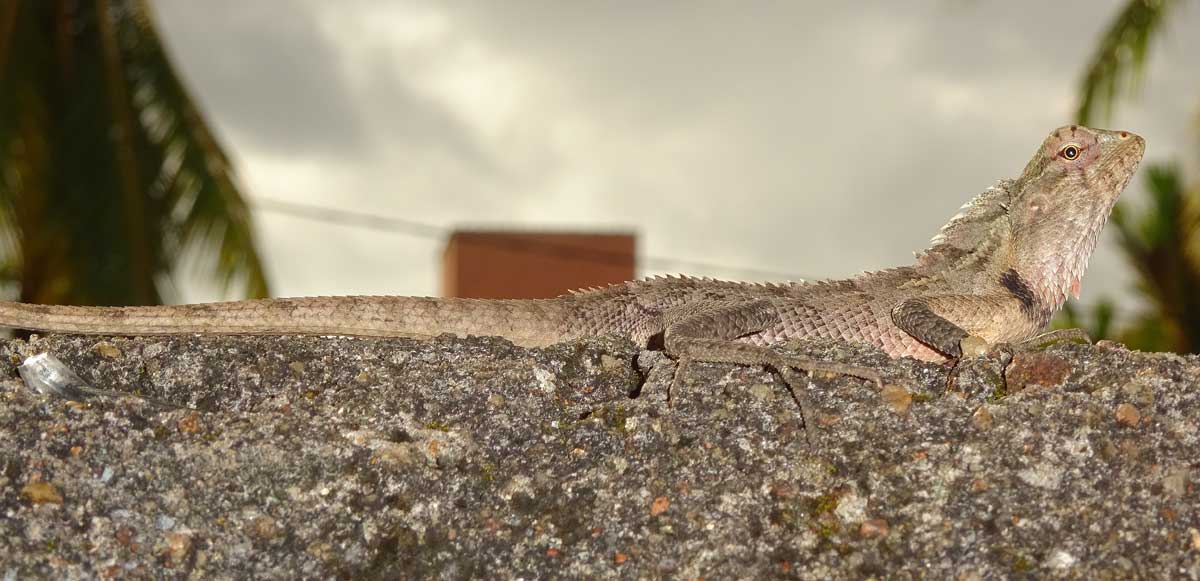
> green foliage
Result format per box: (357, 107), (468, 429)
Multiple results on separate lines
(0, 0), (268, 306)
(1060, 0), (1200, 354)
(1112, 164), (1200, 351)
(1076, 0), (1178, 125)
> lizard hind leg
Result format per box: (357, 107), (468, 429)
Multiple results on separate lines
(661, 300), (883, 441)
(661, 299), (883, 387)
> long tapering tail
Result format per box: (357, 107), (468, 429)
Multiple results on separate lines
(0, 296), (581, 347)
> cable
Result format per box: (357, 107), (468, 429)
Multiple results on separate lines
(250, 197), (816, 281)
(253, 197), (443, 238)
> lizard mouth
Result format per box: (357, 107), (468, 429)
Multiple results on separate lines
(1092, 130), (1145, 199)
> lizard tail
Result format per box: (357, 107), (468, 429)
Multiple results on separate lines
(0, 296), (580, 347)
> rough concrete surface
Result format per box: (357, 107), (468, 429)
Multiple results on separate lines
(0, 333), (1198, 579)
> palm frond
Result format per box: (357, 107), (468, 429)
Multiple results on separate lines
(1108, 164), (1200, 352)
(1075, 0), (1177, 125)
(121, 0), (269, 298)
(0, 0), (269, 307)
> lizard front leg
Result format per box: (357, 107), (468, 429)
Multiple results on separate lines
(890, 298), (974, 358)
(890, 295), (1047, 359)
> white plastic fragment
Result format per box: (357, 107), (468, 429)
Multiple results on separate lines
(17, 352), (91, 400)
(16, 352), (186, 409)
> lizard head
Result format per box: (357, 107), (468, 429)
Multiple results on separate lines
(1010, 125), (1145, 309)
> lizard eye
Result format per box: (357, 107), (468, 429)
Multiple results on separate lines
(1059, 144), (1081, 160)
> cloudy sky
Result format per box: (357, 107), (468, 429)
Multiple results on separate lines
(153, 1), (1200, 316)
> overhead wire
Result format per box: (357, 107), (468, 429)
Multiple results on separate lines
(250, 197), (815, 281)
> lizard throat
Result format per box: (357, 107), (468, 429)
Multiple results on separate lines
(1018, 205), (1112, 311)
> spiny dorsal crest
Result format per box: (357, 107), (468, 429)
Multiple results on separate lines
(916, 179), (1014, 267)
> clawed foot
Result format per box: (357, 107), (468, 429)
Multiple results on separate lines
(1015, 328), (1093, 351)
(957, 328), (1093, 359)
(667, 347), (883, 447)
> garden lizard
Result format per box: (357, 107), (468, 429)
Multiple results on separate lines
(0, 126), (1145, 385)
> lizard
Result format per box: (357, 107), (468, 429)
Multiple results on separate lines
(0, 125), (1145, 391)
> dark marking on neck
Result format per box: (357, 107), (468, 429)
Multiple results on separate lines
(1000, 268), (1049, 323)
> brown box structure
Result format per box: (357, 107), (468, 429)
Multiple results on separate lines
(442, 231), (636, 299)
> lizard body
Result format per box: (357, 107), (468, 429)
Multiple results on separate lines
(0, 126), (1144, 370)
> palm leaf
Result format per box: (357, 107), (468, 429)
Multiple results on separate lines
(1125, 165), (1200, 350)
(1076, 0), (1177, 125)
(0, 0), (269, 308)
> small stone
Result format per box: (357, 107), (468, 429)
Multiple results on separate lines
(21, 481), (63, 505)
(600, 354), (624, 370)
(1047, 549), (1077, 570)
(288, 361), (306, 374)
(614, 552), (628, 564)
(835, 492), (868, 523)
(93, 342), (122, 359)
(533, 367), (557, 393)
(249, 515), (280, 540)
(1121, 381), (1155, 408)
(880, 385), (912, 415)
(1115, 403), (1141, 427)
(960, 336), (989, 358)
(859, 518), (890, 538)
(1006, 352), (1073, 392)
(971, 478), (989, 493)
(306, 541), (333, 561)
(1190, 528), (1200, 551)
(177, 412), (201, 434)
(1164, 468), (1190, 497)
(749, 383), (773, 401)
(115, 526), (135, 547)
(817, 414), (840, 427)
(166, 532), (193, 566)
(650, 496), (670, 516)
(354, 371), (373, 383)
(769, 481), (796, 499)
(971, 407), (994, 430)
(376, 443), (423, 467)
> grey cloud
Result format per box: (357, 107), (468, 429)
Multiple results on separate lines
(154, 0), (366, 157)
(356, 59), (496, 173)
(156, 0), (494, 172)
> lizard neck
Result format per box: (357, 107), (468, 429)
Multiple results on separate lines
(1010, 195), (1115, 312)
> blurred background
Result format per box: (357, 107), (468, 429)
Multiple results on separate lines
(1, 0), (1198, 352)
